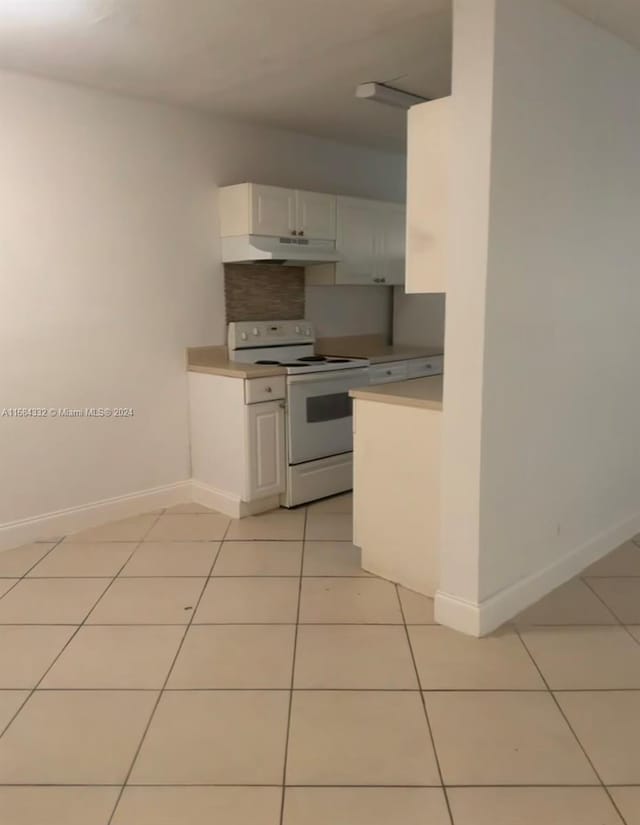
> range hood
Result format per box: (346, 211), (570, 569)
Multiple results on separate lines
(221, 234), (340, 266)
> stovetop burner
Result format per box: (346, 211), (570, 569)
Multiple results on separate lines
(227, 320), (368, 374)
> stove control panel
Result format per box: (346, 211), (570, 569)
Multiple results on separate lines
(228, 320), (315, 350)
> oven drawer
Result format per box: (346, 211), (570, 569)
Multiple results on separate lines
(369, 362), (408, 385)
(406, 355), (443, 378)
(245, 376), (286, 404)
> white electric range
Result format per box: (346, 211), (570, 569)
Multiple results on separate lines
(228, 320), (370, 506)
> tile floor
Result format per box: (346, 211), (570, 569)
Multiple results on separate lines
(0, 498), (639, 823)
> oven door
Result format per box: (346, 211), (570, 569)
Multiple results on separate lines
(286, 368), (370, 465)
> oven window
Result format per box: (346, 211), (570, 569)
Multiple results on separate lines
(306, 392), (353, 423)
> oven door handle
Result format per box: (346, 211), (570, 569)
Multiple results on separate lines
(286, 367), (370, 385)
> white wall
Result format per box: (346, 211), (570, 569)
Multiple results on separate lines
(437, 0), (640, 634)
(0, 70), (404, 530)
(306, 285), (393, 339)
(392, 290), (445, 349)
(437, 0), (496, 621)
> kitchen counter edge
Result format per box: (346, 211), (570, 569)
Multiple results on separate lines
(186, 346), (287, 379)
(350, 376), (443, 411)
(316, 335), (443, 365)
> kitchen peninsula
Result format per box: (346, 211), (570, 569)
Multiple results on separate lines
(350, 375), (443, 597)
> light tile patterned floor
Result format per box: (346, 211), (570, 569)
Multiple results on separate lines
(0, 499), (639, 824)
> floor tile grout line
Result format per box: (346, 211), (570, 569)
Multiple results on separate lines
(515, 627), (629, 825)
(0, 539), (142, 742)
(620, 625), (640, 650)
(582, 575), (640, 578)
(27, 537), (143, 580)
(7, 573), (374, 580)
(0, 781), (638, 789)
(581, 577), (626, 625)
(44, 537), (352, 545)
(278, 506), (308, 825)
(396, 583), (454, 824)
(0, 620), (433, 627)
(6, 687), (640, 694)
(0, 536), (68, 602)
(18, 510), (163, 579)
(105, 516), (233, 825)
(114, 535), (220, 580)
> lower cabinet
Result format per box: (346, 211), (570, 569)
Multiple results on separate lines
(369, 356), (444, 385)
(245, 400), (285, 500)
(188, 372), (286, 517)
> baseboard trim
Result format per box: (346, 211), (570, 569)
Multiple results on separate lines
(0, 481), (192, 552)
(191, 482), (279, 519)
(436, 511), (640, 637)
(434, 591), (482, 636)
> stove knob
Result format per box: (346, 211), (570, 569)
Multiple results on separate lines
(252, 327), (260, 336)
(295, 325), (301, 334)
(304, 328), (312, 336)
(240, 332), (248, 341)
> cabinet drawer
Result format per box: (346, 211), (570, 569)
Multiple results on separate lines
(244, 376), (286, 404)
(406, 355), (443, 379)
(369, 362), (409, 385)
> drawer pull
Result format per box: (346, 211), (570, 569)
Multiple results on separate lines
(264, 386), (272, 393)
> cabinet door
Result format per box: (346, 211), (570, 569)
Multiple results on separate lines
(250, 184), (296, 237)
(376, 202), (406, 286)
(296, 190), (337, 240)
(406, 97), (449, 293)
(334, 196), (380, 285)
(245, 401), (285, 501)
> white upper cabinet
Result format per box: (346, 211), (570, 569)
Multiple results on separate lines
(406, 96), (450, 293)
(219, 183), (336, 240)
(296, 190), (337, 240)
(376, 202), (406, 286)
(334, 196), (380, 284)
(219, 183), (404, 284)
(251, 184), (297, 237)
(307, 196), (406, 286)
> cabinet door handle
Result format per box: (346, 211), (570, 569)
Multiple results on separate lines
(291, 230), (297, 236)
(264, 386), (272, 393)
(298, 230), (304, 236)
(386, 370), (392, 376)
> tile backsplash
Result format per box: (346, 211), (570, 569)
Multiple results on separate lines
(224, 264), (305, 322)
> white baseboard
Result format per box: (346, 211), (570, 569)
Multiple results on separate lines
(191, 481), (279, 519)
(191, 481), (242, 518)
(435, 511), (640, 637)
(0, 479), (283, 553)
(0, 481), (192, 552)
(434, 591), (482, 636)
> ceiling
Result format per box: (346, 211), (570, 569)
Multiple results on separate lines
(0, 0), (638, 152)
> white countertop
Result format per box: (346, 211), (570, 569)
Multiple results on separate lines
(316, 335), (443, 365)
(350, 375), (443, 411)
(186, 346), (286, 379)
